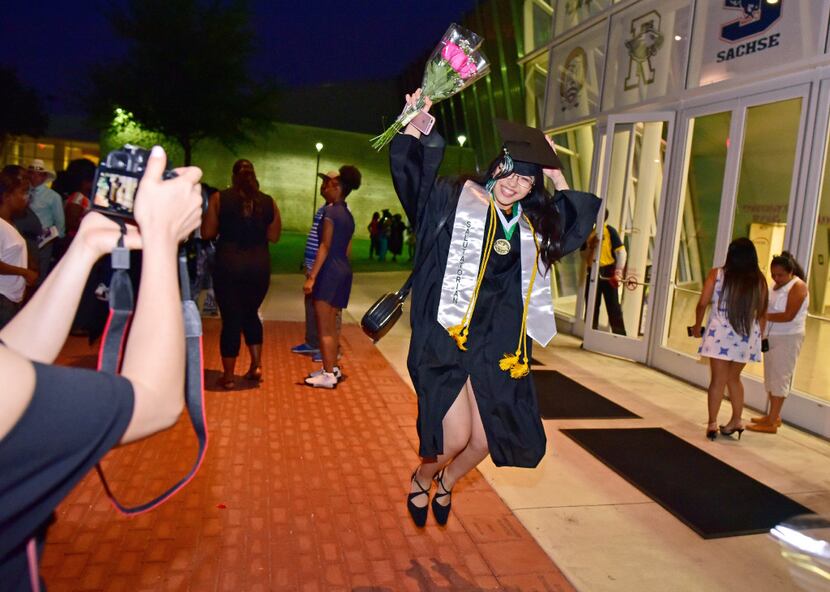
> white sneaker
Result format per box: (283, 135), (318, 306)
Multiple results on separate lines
(308, 366), (342, 380)
(304, 371), (337, 389)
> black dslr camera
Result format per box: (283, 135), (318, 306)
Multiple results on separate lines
(92, 145), (176, 220)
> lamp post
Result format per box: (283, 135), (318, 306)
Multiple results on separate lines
(312, 142), (323, 222)
(457, 135), (467, 173)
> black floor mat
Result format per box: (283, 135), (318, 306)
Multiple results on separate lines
(534, 370), (639, 419)
(562, 427), (813, 538)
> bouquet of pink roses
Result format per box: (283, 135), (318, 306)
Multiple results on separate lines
(370, 23), (490, 150)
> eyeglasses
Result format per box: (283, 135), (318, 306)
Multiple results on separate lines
(502, 172), (534, 190)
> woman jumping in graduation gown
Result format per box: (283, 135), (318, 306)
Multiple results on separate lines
(391, 90), (600, 527)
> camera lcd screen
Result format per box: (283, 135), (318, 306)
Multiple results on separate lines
(93, 170), (139, 215)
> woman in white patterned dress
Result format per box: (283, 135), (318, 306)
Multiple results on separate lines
(691, 238), (767, 441)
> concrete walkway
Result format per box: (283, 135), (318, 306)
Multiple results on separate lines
(42, 316), (573, 591)
(39, 270), (830, 591)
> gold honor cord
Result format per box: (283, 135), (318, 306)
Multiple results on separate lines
(447, 202), (498, 351)
(498, 215), (539, 379)
(446, 205), (541, 380)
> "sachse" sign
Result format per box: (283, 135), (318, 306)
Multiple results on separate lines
(716, 0), (782, 64)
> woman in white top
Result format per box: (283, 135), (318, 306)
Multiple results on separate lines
(747, 252), (809, 434)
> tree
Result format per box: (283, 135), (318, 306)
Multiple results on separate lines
(0, 66), (49, 162)
(89, 0), (277, 165)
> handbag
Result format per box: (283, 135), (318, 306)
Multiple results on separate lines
(361, 208), (451, 342)
(361, 276), (414, 342)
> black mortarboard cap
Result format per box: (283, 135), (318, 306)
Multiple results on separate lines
(496, 119), (563, 171)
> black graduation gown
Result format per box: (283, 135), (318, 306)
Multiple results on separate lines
(389, 132), (539, 467)
(390, 131), (602, 469)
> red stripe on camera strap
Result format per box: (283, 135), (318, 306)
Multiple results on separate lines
(94, 234), (208, 516)
(25, 235), (208, 591)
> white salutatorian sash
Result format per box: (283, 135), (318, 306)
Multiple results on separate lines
(437, 181), (557, 347)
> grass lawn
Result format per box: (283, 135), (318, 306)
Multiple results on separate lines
(269, 231), (414, 274)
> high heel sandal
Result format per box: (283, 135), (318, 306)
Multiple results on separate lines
(431, 468), (453, 526)
(407, 470), (430, 528)
(706, 423), (718, 441)
(719, 424), (745, 440)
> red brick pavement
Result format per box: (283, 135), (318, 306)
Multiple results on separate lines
(40, 319), (574, 591)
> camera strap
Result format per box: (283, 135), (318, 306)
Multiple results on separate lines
(94, 223), (208, 515)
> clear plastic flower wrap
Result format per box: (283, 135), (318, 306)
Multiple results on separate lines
(370, 23), (490, 150)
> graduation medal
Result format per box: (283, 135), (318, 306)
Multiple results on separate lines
(493, 201), (519, 256)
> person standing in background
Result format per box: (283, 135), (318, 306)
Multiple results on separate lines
(303, 165), (361, 388)
(292, 200), (327, 357)
(389, 213), (406, 263)
(378, 208), (391, 262)
(26, 159), (64, 285)
(3, 166), (41, 282)
(62, 159), (97, 243)
(748, 252), (809, 434)
(581, 210), (627, 335)
(0, 170), (38, 327)
(202, 159), (281, 389)
(368, 211), (380, 260)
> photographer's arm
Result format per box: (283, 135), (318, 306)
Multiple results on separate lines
(0, 215), (140, 362)
(118, 150), (203, 444)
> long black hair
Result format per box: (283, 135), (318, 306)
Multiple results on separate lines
(478, 156), (564, 271)
(770, 251), (806, 281)
(722, 237), (768, 337)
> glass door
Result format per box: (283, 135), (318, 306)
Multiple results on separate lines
(651, 86), (811, 399)
(549, 121), (597, 322)
(654, 105), (736, 377)
(582, 112), (675, 362)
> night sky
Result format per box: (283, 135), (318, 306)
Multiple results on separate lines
(0, 0), (478, 121)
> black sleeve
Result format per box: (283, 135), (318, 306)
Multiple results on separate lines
(554, 190), (603, 257)
(389, 131), (447, 229)
(0, 363), (135, 565)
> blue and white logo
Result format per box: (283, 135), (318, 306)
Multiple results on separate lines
(721, 0), (782, 42)
(716, 0), (782, 63)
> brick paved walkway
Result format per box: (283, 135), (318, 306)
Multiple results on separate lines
(41, 320), (573, 591)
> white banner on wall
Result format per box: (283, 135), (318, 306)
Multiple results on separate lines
(688, 0), (829, 88)
(544, 21), (606, 128)
(553, 0), (613, 37)
(602, 0), (691, 110)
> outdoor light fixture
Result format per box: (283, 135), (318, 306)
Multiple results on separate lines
(457, 135), (467, 147)
(674, 35), (682, 41)
(315, 142), (323, 152)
